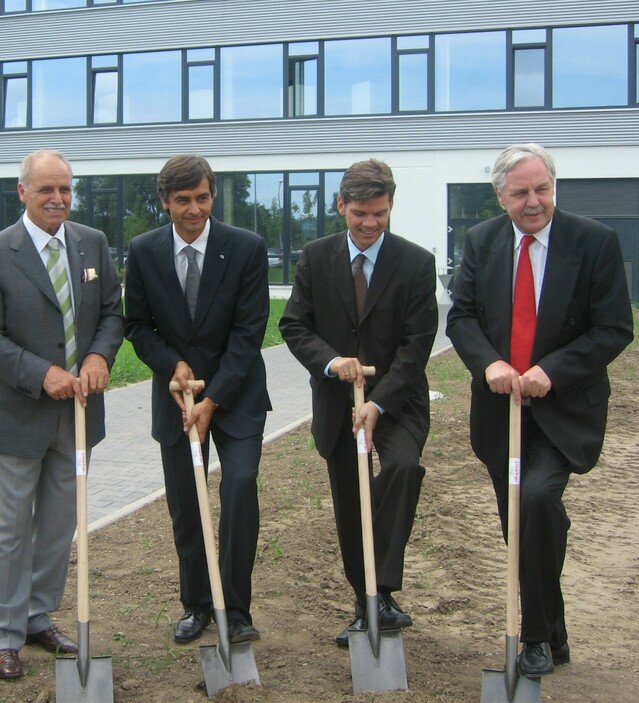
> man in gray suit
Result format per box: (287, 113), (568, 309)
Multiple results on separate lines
(0, 150), (123, 679)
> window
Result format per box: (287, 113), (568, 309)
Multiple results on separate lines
(2, 61), (28, 128)
(91, 55), (119, 124)
(187, 48), (215, 121)
(32, 57), (86, 127)
(33, 0), (83, 8)
(288, 42), (318, 117)
(397, 35), (429, 112)
(324, 37), (391, 115)
(123, 51), (181, 123)
(552, 25), (628, 107)
(220, 44), (283, 119)
(512, 29), (546, 108)
(635, 24), (639, 104)
(3, 0), (27, 11)
(435, 31), (506, 111)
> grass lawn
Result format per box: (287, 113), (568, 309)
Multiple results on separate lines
(109, 298), (288, 388)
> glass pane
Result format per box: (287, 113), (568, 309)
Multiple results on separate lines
(290, 172), (319, 186)
(512, 29), (546, 45)
(92, 54), (117, 69)
(1, 184), (22, 231)
(4, 0), (27, 11)
(289, 42), (318, 57)
(514, 47), (544, 107)
(325, 37), (391, 115)
(32, 57), (86, 127)
(122, 174), (165, 246)
(92, 192), (118, 246)
(3, 77), (27, 128)
(220, 44), (283, 119)
(290, 188), (318, 250)
(32, 0), (84, 9)
(3, 61), (27, 74)
(553, 25), (628, 107)
(324, 171), (346, 235)
(397, 35), (429, 50)
(123, 51), (181, 123)
(637, 44), (639, 103)
(399, 52), (428, 111)
(187, 48), (215, 63)
(93, 71), (118, 123)
(289, 58), (317, 116)
(189, 64), (214, 119)
(435, 31), (506, 111)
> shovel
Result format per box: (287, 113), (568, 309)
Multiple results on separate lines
(480, 395), (541, 703)
(169, 380), (260, 697)
(348, 365), (408, 695)
(56, 396), (114, 703)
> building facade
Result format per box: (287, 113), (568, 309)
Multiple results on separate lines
(1, 0), (638, 299)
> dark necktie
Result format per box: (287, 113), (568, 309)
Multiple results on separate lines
(184, 246), (200, 320)
(510, 234), (537, 374)
(353, 253), (368, 322)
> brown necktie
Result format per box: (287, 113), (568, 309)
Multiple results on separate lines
(353, 253), (367, 322)
(510, 234), (537, 374)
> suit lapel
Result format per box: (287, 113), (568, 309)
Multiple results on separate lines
(330, 233), (358, 326)
(483, 218), (515, 358)
(10, 223), (59, 308)
(362, 233), (399, 322)
(65, 223), (86, 314)
(152, 225), (192, 325)
(534, 210), (583, 360)
(195, 218), (228, 325)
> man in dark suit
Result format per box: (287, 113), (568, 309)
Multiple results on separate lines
(125, 155), (270, 645)
(280, 159), (438, 646)
(447, 143), (633, 677)
(0, 150), (123, 679)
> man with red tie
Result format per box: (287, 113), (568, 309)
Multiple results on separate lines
(447, 143), (633, 677)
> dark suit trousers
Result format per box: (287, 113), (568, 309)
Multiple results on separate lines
(160, 425), (262, 623)
(326, 405), (425, 603)
(489, 408), (570, 647)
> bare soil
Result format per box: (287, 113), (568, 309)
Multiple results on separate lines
(4, 342), (638, 703)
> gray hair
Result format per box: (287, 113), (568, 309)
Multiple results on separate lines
(19, 150), (73, 186)
(491, 143), (556, 192)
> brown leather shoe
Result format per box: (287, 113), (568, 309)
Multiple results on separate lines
(0, 649), (23, 679)
(26, 624), (78, 654)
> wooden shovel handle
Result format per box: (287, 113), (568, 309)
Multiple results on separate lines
(169, 381), (225, 611)
(506, 395), (522, 638)
(74, 396), (90, 623)
(353, 366), (376, 598)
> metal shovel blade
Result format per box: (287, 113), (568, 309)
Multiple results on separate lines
(348, 629), (408, 695)
(200, 642), (260, 697)
(55, 655), (114, 703)
(480, 669), (541, 703)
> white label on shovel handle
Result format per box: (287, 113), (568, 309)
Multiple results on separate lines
(190, 441), (203, 467)
(508, 457), (520, 485)
(357, 429), (367, 454)
(75, 450), (87, 476)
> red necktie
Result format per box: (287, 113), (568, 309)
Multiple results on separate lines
(510, 235), (537, 374)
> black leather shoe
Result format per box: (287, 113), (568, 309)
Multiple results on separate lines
(26, 624), (78, 654)
(228, 619), (260, 644)
(335, 616), (366, 648)
(517, 642), (554, 677)
(0, 649), (23, 679)
(378, 593), (413, 630)
(551, 641), (570, 666)
(173, 610), (211, 643)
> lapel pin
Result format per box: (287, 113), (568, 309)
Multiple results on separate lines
(220, 254), (225, 260)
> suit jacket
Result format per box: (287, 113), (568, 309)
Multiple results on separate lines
(0, 219), (124, 457)
(279, 230), (438, 458)
(124, 217), (270, 446)
(447, 208), (633, 474)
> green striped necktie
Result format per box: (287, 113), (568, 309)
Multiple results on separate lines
(46, 238), (77, 375)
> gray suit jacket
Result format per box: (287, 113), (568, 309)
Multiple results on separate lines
(0, 219), (124, 457)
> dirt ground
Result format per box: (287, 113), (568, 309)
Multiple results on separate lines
(3, 341), (638, 703)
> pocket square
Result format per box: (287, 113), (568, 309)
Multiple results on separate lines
(82, 268), (98, 282)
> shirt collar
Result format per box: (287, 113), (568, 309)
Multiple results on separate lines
(173, 218), (210, 257)
(23, 212), (67, 254)
(347, 231), (385, 265)
(512, 219), (552, 250)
